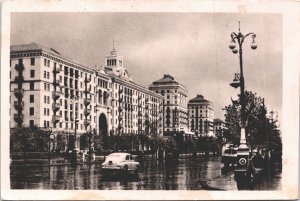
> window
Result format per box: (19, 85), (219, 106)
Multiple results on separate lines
(47, 60), (50, 67)
(30, 95), (34, 103)
(44, 121), (47, 127)
(30, 120), (34, 127)
(44, 58), (47, 66)
(29, 107), (34, 115)
(47, 96), (50, 104)
(47, 109), (50, 116)
(47, 84), (50, 91)
(30, 58), (35, 66)
(44, 83), (47, 90)
(30, 70), (35, 78)
(47, 72), (50, 79)
(44, 108), (46, 116)
(44, 71), (46, 78)
(44, 96), (47, 103)
(30, 82), (34, 90)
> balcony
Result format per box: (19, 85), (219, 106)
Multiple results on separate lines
(138, 95), (142, 100)
(84, 98), (91, 105)
(53, 79), (61, 86)
(118, 115), (123, 121)
(119, 88), (123, 94)
(84, 87), (91, 93)
(138, 111), (142, 117)
(52, 103), (61, 111)
(14, 114), (23, 123)
(118, 106), (123, 112)
(84, 119), (91, 126)
(15, 63), (24, 71)
(119, 97), (123, 102)
(52, 91), (62, 99)
(84, 108), (91, 116)
(14, 101), (24, 110)
(14, 88), (24, 98)
(53, 68), (61, 74)
(85, 77), (91, 83)
(52, 115), (61, 123)
(15, 76), (24, 83)
(146, 98), (149, 103)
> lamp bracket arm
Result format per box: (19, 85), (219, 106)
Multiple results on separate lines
(243, 33), (256, 42)
(230, 32), (238, 41)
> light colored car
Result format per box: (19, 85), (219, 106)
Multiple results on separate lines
(101, 153), (139, 173)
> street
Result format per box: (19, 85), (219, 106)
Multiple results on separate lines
(10, 155), (282, 190)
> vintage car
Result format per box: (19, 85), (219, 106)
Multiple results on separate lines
(101, 153), (139, 173)
(221, 143), (238, 167)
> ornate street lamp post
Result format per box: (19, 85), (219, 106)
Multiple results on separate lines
(228, 21), (257, 177)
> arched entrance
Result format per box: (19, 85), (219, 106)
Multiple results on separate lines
(99, 113), (108, 137)
(99, 113), (108, 150)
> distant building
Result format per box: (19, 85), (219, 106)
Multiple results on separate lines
(188, 94), (214, 137)
(214, 118), (225, 139)
(149, 74), (188, 135)
(10, 42), (163, 151)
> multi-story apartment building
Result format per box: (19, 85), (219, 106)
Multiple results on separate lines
(149, 74), (188, 135)
(10, 42), (163, 150)
(188, 94), (214, 137)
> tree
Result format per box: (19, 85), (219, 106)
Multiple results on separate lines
(10, 126), (51, 152)
(224, 90), (281, 151)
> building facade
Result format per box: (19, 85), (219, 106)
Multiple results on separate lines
(104, 47), (164, 136)
(188, 94), (214, 137)
(10, 43), (163, 150)
(149, 74), (188, 135)
(213, 118), (226, 139)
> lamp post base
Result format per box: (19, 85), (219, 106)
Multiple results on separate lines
(234, 128), (250, 179)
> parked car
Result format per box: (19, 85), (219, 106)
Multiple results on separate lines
(101, 153), (139, 173)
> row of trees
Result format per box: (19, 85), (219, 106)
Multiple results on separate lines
(92, 132), (221, 155)
(224, 90), (282, 153)
(10, 125), (221, 156)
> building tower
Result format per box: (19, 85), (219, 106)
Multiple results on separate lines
(149, 74), (188, 135)
(103, 43), (164, 137)
(188, 94), (214, 137)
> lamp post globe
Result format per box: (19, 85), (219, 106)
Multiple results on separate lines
(229, 40), (236, 49)
(232, 49), (238, 54)
(251, 42), (257, 50)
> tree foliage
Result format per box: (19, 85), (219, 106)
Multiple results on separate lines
(224, 90), (281, 151)
(10, 126), (51, 152)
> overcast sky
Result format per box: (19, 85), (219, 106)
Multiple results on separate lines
(11, 12), (282, 121)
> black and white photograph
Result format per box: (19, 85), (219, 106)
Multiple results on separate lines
(1, 0), (299, 200)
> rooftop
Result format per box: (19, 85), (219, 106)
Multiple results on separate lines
(152, 74), (178, 84)
(214, 118), (224, 123)
(10, 42), (86, 68)
(188, 94), (212, 104)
